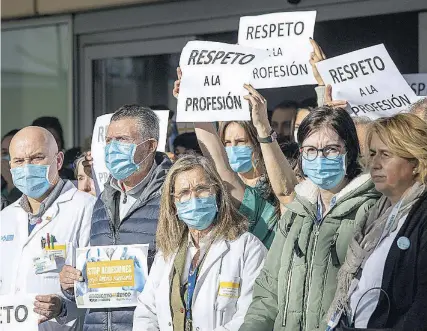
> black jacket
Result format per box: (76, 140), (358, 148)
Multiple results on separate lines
(367, 190), (427, 331)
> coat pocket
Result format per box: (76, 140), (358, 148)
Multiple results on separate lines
(215, 276), (240, 327)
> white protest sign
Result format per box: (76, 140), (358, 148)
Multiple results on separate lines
(91, 110), (169, 192)
(75, 244), (149, 308)
(316, 44), (419, 119)
(0, 294), (38, 331)
(177, 41), (269, 122)
(238, 11), (317, 88)
(404, 74), (427, 96)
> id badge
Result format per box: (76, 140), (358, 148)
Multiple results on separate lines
(33, 255), (57, 274)
(45, 244), (67, 260)
(218, 277), (240, 299)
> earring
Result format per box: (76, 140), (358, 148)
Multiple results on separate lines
(413, 169), (417, 175)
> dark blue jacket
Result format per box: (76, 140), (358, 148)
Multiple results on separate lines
(83, 153), (171, 331)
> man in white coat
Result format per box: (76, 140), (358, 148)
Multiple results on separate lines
(0, 126), (96, 330)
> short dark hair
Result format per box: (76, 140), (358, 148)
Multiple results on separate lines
(297, 106), (362, 181)
(111, 104), (159, 141)
(1, 129), (19, 142)
(173, 132), (201, 154)
(274, 100), (299, 111)
(300, 97), (317, 109)
(32, 116), (65, 149)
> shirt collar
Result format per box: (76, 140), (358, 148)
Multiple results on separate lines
(110, 161), (156, 197)
(20, 178), (65, 221)
(188, 229), (214, 249)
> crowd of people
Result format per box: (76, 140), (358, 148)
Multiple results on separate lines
(1, 38), (427, 331)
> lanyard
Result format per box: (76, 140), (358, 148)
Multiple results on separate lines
(186, 263), (200, 322)
(378, 198), (404, 244)
(185, 239), (215, 328)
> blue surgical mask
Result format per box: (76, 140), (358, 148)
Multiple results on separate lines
(11, 164), (51, 199)
(302, 155), (346, 190)
(105, 140), (150, 180)
(225, 146), (253, 173)
(175, 195), (217, 231)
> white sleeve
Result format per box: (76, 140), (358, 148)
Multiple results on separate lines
(77, 196), (96, 248)
(214, 235), (267, 331)
(132, 253), (163, 331)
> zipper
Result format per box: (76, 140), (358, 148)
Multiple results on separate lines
(107, 309), (112, 331)
(282, 251), (295, 326)
(303, 223), (320, 330)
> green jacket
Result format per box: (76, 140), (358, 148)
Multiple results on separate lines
(240, 174), (380, 331)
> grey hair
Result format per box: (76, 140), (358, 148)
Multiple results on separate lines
(409, 97), (427, 121)
(111, 104), (159, 141)
(352, 116), (372, 125)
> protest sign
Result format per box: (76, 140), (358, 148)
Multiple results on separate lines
(75, 244), (149, 308)
(91, 110), (169, 193)
(238, 11), (317, 88)
(0, 294), (38, 331)
(404, 74), (427, 96)
(316, 44), (419, 119)
(177, 40), (268, 122)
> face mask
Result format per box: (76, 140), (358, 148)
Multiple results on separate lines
(11, 164), (52, 199)
(105, 140), (151, 180)
(2, 155), (10, 161)
(175, 195), (217, 231)
(225, 146), (253, 173)
(302, 155), (346, 190)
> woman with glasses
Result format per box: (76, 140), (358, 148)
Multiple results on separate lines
(133, 155), (267, 331)
(173, 68), (299, 248)
(240, 106), (381, 331)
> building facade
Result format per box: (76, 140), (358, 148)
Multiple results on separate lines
(2, 0), (427, 148)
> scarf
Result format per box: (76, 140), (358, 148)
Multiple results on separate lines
(327, 181), (426, 321)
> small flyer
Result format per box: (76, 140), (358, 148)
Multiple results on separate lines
(75, 244), (149, 308)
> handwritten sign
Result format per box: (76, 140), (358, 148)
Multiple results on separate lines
(75, 244), (149, 308)
(0, 294), (38, 331)
(404, 74), (427, 96)
(316, 44), (419, 119)
(91, 110), (169, 193)
(238, 11), (317, 88)
(177, 41), (268, 122)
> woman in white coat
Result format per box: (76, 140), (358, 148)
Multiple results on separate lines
(133, 155), (267, 331)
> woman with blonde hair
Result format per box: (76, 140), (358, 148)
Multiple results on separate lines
(132, 155), (266, 331)
(328, 113), (427, 330)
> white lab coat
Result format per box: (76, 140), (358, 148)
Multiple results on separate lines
(0, 181), (96, 331)
(133, 232), (267, 331)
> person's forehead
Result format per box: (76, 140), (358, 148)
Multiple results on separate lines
(369, 132), (388, 149)
(10, 138), (49, 157)
(303, 127), (342, 145)
(174, 167), (209, 189)
(107, 118), (140, 137)
(224, 122), (246, 139)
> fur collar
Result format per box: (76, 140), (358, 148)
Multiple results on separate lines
(294, 173), (372, 205)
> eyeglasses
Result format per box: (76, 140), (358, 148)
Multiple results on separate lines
(172, 184), (214, 203)
(300, 145), (344, 161)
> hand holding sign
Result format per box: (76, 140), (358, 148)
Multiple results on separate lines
(34, 295), (62, 324)
(119, 247), (146, 292)
(309, 38), (327, 86)
(243, 84), (270, 136)
(60, 265), (83, 294)
(324, 85), (348, 109)
(173, 67), (182, 99)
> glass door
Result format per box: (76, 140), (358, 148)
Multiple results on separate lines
(78, 36), (194, 147)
